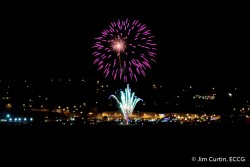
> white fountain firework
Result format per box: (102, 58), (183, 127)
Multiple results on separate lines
(109, 84), (143, 124)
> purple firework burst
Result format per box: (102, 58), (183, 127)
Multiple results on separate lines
(92, 18), (157, 82)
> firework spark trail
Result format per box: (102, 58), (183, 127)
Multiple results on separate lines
(109, 84), (143, 123)
(93, 18), (157, 82)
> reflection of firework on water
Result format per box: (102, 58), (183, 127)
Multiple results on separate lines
(109, 84), (143, 123)
(92, 18), (157, 82)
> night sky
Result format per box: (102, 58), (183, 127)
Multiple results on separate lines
(1, 4), (248, 87)
(1, 4), (249, 163)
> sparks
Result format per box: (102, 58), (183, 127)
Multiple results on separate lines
(92, 18), (157, 82)
(109, 84), (143, 124)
